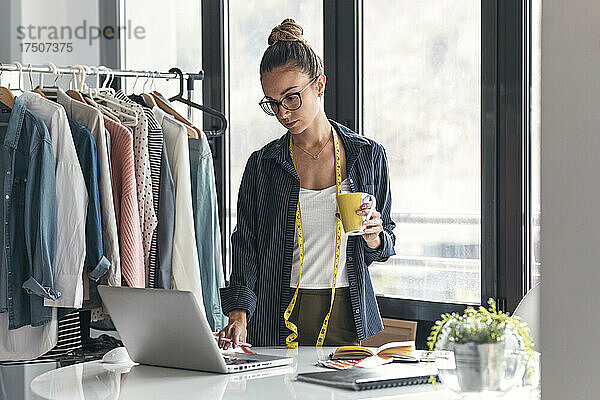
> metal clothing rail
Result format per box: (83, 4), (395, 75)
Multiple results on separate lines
(0, 62), (228, 137)
(0, 62), (204, 81)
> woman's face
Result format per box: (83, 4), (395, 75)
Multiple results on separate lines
(260, 66), (324, 134)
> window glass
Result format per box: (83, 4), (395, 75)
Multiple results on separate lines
(363, 1), (482, 304)
(121, 0), (203, 123)
(227, 1), (323, 273)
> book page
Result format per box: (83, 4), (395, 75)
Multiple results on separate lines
(376, 341), (415, 355)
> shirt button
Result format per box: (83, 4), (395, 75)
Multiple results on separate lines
(4, 221), (7, 225)
(6, 171), (10, 175)
(348, 256), (353, 262)
(350, 281), (355, 286)
(7, 297), (12, 301)
(57, 291), (61, 296)
(354, 309), (359, 314)
(4, 195), (8, 200)
(7, 270), (11, 275)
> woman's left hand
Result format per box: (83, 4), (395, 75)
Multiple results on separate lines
(357, 203), (383, 249)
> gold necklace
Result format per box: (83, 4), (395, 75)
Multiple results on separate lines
(293, 128), (332, 160)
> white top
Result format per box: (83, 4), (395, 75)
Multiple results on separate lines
(152, 107), (205, 314)
(290, 179), (351, 289)
(0, 308), (57, 361)
(20, 92), (88, 308)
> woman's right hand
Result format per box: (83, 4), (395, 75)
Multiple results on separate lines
(217, 310), (247, 350)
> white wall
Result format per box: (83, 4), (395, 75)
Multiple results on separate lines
(540, 1), (600, 399)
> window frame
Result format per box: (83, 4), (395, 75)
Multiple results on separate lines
(202, 0), (230, 273)
(324, 0), (531, 340)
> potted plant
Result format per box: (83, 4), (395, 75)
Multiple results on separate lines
(427, 299), (535, 394)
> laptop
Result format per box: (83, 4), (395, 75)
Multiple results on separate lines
(97, 286), (293, 373)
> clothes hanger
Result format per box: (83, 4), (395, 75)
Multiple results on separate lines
(8, 62), (24, 97)
(141, 72), (157, 108)
(66, 65), (86, 103)
(151, 69), (202, 138)
(35, 62), (61, 99)
(83, 66), (119, 122)
(165, 67), (227, 137)
(92, 66), (139, 126)
(0, 65), (15, 126)
(152, 91), (199, 139)
(26, 64), (47, 99)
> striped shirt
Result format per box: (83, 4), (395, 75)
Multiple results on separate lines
(220, 120), (396, 346)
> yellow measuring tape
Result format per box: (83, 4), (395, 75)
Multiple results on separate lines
(284, 128), (343, 348)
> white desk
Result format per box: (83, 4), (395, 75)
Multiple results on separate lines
(29, 347), (539, 400)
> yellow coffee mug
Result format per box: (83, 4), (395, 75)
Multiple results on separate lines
(336, 192), (377, 236)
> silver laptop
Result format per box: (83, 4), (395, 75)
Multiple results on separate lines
(97, 286), (293, 373)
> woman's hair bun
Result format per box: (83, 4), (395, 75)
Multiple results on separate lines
(268, 18), (305, 46)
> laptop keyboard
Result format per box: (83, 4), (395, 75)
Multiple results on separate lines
(223, 356), (259, 365)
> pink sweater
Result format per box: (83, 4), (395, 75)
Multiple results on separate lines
(104, 117), (145, 288)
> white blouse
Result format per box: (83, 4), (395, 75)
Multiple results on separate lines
(153, 107), (205, 314)
(290, 179), (351, 289)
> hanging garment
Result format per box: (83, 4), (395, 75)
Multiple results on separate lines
(0, 309), (58, 361)
(103, 117), (145, 288)
(57, 89), (121, 288)
(68, 119), (109, 282)
(115, 91), (163, 287)
(156, 140), (175, 289)
(19, 92), (88, 309)
(153, 106), (205, 313)
(67, 119), (110, 311)
(0, 97), (59, 360)
(188, 137), (227, 331)
(43, 311), (82, 357)
(103, 94), (156, 276)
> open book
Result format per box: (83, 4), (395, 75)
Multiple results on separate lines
(330, 341), (416, 361)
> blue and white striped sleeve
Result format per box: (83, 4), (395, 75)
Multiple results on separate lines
(220, 152), (260, 320)
(364, 143), (396, 266)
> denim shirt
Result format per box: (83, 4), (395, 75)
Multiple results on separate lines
(220, 120), (396, 346)
(0, 97), (59, 330)
(189, 137), (228, 331)
(68, 119), (110, 281)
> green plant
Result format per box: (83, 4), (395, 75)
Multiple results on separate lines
(427, 298), (536, 381)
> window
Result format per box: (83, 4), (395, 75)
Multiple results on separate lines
(121, 0), (203, 123)
(227, 0), (323, 273)
(363, 1), (482, 304)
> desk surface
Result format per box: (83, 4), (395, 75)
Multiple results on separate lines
(30, 347), (538, 400)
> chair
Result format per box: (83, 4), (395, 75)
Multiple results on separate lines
(360, 318), (417, 347)
(513, 283), (541, 350)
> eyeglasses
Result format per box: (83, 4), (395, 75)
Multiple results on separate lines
(259, 75), (319, 116)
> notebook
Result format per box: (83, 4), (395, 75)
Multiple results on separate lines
(330, 341), (416, 361)
(296, 363), (438, 391)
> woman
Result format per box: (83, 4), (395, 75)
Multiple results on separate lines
(218, 18), (395, 349)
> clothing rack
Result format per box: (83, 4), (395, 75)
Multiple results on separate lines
(0, 62), (227, 360)
(0, 62), (204, 81)
(0, 62), (226, 137)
